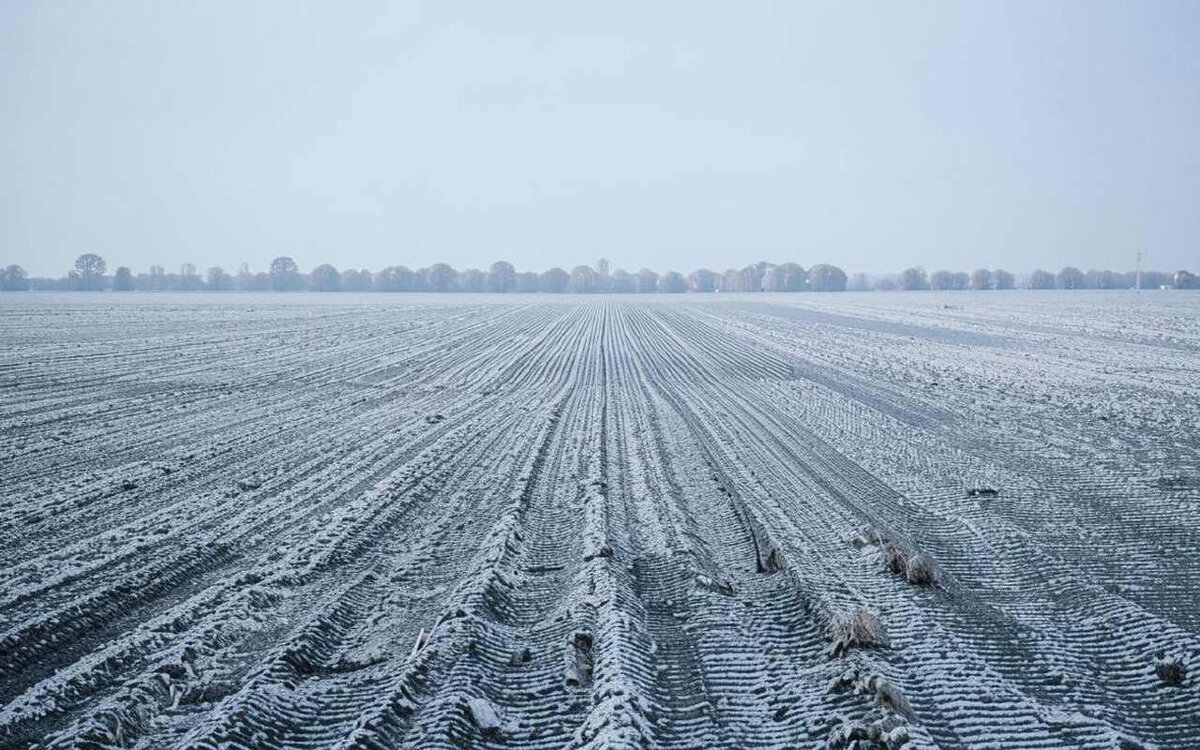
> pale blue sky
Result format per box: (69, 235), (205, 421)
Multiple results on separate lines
(3, 1), (1198, 276)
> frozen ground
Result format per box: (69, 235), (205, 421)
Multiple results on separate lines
(1, 291), (1198, 749)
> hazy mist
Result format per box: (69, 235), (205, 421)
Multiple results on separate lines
(3, 1), (1198, 277)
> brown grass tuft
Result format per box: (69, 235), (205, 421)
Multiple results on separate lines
(1154, 652), (1186, 686)
(882, 545), (908, 575)
(905, 553), (940, 586)
(867, 674), (915, 720)
(828, 608), (883, 658)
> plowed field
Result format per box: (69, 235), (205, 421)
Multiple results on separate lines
(2, 292), (1198, 749)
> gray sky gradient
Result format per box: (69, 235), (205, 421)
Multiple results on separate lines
(3, 1), (1198, 277)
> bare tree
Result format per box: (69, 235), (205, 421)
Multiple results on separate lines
(179, 262), (202, 291)
(207, 266), (232, 290)
(899, 266), (929, 290)
(1028, 269), (1056, 289)
(609, 269), (635, 293)
(310, 264), (341, 291)
(428, 263), (457, 292)
(1085, 269), (1125, 289)
(932, 270), (966, 290)
(809, 264), (848, 292)
(375, 266), (413, 291)
(515, 271), (540, 292)
(144, 265), (165, 291)
(719, 268), (743, 292)
(635, 268), (659, 293)
(1057, 266), (1084, 290)
(739, 264), (765, 292)
(763, 262), (805, 291)
(111, 266), (135, 291)
(659, 271), (687, 293)
(1, 264), (30, 291)
(687, 268), (718, 292)
(340, 268), (372, 291)
(74, 253), (107, 291)
(460, 268), (486, 292)
(488, 261), (516, 292)
(570, 265), (600, 293)
(539, 267), (569, 293)
(270, 256), (301, 291)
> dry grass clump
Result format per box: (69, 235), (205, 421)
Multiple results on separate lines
(866, 674), (914, 720)
(824, 670), (912, 748)
(760, 543), (785, 573)
(825, 667), (859, 695)
(882, 545), (908, 575)
(828, 608), (883, 658)
(879, 544), (940, 587)
(565, 631), (595, 687)
(826, 708), (910, 749)
(904, 553), (940, 587)
(1154, 651), (1186, 686)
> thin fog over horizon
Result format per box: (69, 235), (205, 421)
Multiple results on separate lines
(4, 6), (1200, 743)
(3, 1), (1199, 278)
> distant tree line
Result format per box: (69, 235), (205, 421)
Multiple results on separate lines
(3, 256), (853, 293)
(2, 254), (1197, 293)
(866, 266), (1197, 291)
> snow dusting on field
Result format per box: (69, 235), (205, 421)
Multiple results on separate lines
(1, 291), (1198, 749)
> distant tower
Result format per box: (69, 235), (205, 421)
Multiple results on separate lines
(1135, 250), (1142, 292)
(596, 258), (610, 277)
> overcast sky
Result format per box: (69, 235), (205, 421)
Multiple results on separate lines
(3, 1), (1198, 277)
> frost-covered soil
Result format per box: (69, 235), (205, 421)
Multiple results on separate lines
(1, 291), (1198, 749)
